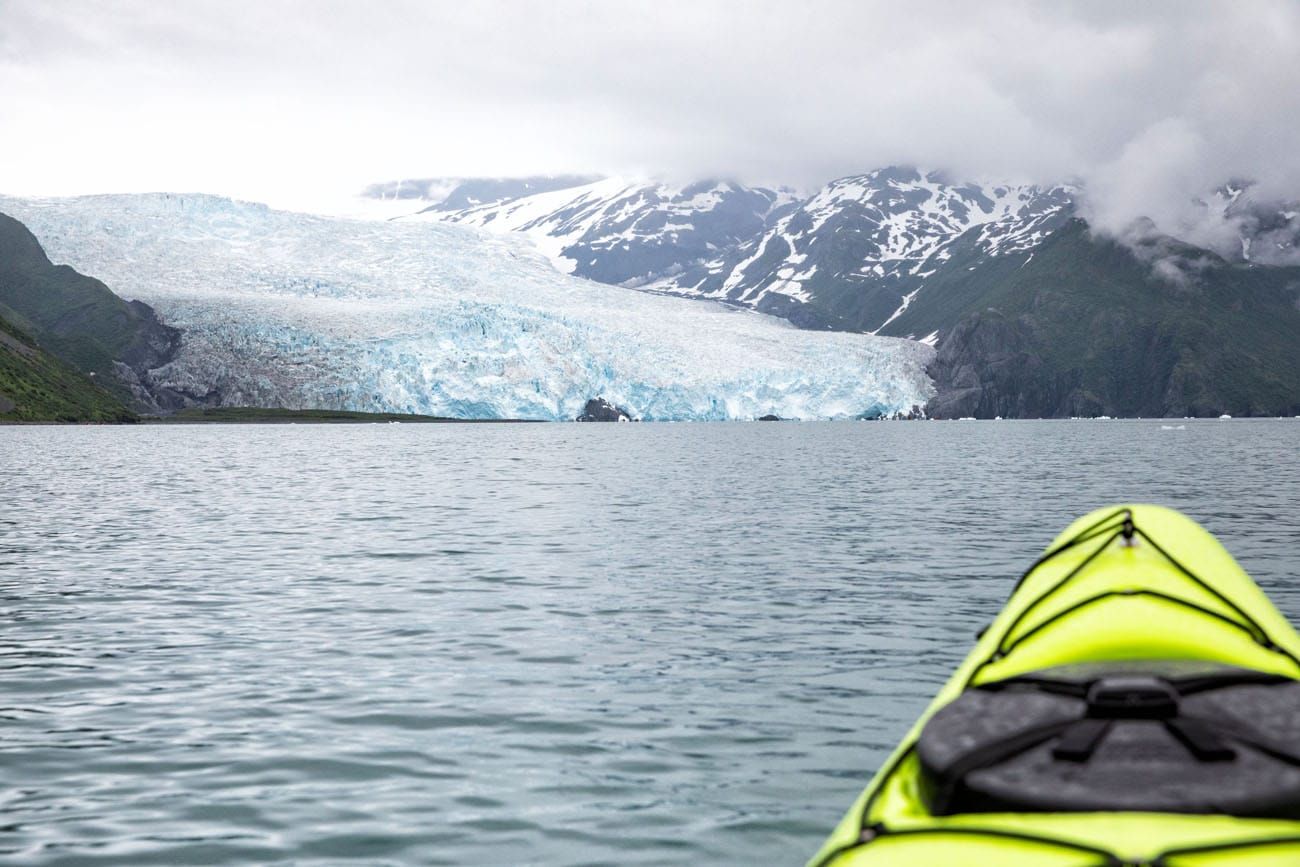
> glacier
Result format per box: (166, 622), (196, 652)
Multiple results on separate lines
(0, 193), (933, 421)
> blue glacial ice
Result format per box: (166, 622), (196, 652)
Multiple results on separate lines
(0, 193), (934, 420)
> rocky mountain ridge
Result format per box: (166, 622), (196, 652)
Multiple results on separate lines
(654, 167), (1075, 335)
(399, 176), (796, 288)
(376, 168), (1077, 335)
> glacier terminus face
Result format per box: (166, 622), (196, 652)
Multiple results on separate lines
(0, 194), (934, 421)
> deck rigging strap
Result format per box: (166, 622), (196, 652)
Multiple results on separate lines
(965, 511), (1297, 689)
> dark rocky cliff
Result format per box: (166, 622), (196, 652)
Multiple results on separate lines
(925, 310), (1072, 418)
(925, 220), (1300, 418)
(0, 212), (184, 413)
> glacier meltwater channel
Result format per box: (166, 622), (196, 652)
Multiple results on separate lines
(1, 194), (933, 420)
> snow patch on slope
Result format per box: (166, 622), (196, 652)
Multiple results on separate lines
(403, 177), (794, 286)
(652, 167), (1075, 331)
(406, 177), (635, 273)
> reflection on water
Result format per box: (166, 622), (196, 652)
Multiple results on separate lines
(1, 420), (1297, 864)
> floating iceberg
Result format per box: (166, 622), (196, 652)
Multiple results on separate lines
(0, 194), (933, 420)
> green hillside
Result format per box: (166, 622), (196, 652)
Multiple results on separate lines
(0, 212), (179, 408)
(0, 314), (135, 422)
(925, 219), (1300, 418)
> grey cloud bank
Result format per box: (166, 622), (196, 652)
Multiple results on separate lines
(1, 0), (1298, 254)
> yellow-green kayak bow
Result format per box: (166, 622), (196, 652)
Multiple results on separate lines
(810, 505), (1300, 866)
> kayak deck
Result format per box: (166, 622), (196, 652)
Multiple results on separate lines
(810, 505), (1300, 866)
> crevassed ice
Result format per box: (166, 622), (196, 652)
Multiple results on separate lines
(0, 194), (934, 420)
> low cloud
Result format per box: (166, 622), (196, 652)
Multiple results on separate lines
(1, 0), (1297, 253)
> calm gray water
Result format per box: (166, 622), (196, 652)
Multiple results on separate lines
(2, 420), (1299, 866)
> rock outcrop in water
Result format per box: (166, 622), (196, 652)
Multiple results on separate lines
(576, 397), (634, 422)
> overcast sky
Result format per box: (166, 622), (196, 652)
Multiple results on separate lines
(2, 0), (1299, 236)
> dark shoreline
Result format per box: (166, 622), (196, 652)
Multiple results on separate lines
(153, 407), (545, 424)
(2, 407), (544, 425)
(7, 408), (1295, 426)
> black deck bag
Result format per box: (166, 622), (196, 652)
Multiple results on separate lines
(917, 661), (1300, 818)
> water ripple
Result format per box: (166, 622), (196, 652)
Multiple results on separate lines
(1, 419), (1298, 864)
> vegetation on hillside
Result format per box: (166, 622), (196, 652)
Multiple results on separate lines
(0, 315), (135, 422)
(0, 212), (179, 409)
(926, 219), (1300, 417)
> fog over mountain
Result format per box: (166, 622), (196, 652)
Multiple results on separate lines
(2, 1), (1298, 258)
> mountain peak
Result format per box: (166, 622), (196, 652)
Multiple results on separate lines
(652, 171), (1076, 333)
(399, 175), (791, 286)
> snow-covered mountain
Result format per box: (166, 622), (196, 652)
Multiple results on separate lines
(373, 175), (795, 286)
(371, 168), (1074, 340)
(1187, 183), (1300, 267)
(361, 175), (602, 212)
(653, 167), (1076, 336)
(0, 193), (932, 421)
